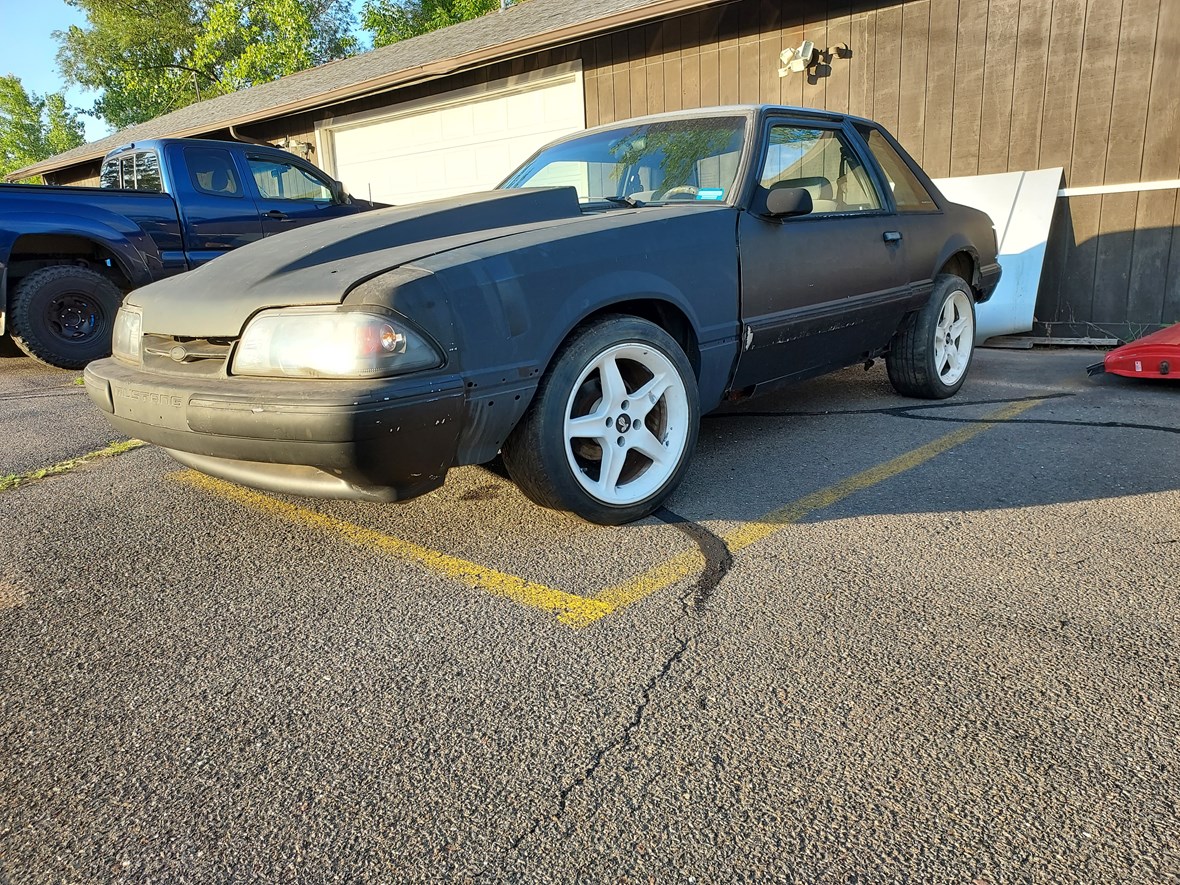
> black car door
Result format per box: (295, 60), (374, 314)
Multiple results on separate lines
(732, 118), (910, 389)
(854, 123), (946, 303)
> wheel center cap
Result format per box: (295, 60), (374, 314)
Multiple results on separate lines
(616, 414), (632, 433)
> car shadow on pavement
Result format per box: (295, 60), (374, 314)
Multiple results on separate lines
(651, 348), (1180, 529)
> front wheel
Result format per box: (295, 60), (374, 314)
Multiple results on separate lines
(502, 316), (700, 525)
(886, 273), (976, 399)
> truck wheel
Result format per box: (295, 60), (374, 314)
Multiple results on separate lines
(886, 273), (976, 399)
(502, 315), (700, 525)
(9, 265), (123, 369)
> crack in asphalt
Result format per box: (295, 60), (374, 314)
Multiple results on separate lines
(497, 510), (732, 867)
(494, 389), (1172, 866)
(655, 507), (734, 616)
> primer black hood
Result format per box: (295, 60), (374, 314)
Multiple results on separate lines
(130, 188), (583, 337)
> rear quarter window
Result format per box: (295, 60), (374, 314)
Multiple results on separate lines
(858, 127), (938, 213)
(99, 151), (162, 191)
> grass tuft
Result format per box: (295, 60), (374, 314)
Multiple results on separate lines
(0, 439), (147, 492)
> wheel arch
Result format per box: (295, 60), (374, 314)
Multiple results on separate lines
(571, 297), (702, 379)
(7, 232), (137, 288)
(932, 242), (984, 299)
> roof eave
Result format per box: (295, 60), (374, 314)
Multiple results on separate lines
(7, 0), (735, 182)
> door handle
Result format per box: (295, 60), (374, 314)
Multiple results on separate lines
(883, 230), (903, 243)
(265, 210), (292, 221)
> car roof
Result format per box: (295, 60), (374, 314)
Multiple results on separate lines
(570, 104), (878, 138)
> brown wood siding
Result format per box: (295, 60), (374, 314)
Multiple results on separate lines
(42, 0), (1176, 337)
(46, 164), (101, 187)
(577, 0), (1177, 340)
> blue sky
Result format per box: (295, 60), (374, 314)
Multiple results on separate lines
(1, 0), (371, 145)
(1, 0), (108, 141)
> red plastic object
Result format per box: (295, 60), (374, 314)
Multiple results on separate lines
(1093, 322), (1180, 380)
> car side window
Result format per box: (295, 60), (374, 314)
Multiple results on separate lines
(759, 125), (881, 214)
(248, 158), (333, 202)
(185, 147), (243, 198)
(858, 128), (937, 212)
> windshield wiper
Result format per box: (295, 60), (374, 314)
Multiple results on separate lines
(601, 195), (645, 208)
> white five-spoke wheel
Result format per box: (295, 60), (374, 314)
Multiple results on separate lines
(887, 273), (977, 400)
(503, 315), (700, 525)
(934, 289), (974, 386)
(563, 343), (692, 506)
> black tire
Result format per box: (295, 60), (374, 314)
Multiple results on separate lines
(502, 315), (700, 525)
(9, 265), (123, 369)
(886, 273), (977, 399)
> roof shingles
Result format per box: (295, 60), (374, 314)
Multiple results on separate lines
(14, 0), (719, 179)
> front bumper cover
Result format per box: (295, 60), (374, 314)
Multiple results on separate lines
(84, 357), (466, 502)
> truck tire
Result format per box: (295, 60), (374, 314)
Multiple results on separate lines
(502, 315), (700, 525)
(9, 265), (123, 369)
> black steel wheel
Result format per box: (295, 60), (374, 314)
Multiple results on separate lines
(9, 265), (123, 369)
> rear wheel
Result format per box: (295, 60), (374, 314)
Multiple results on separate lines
(9, 265), (123, 369)
(502, 315), (700, 525)
(886, 273), (976, 399)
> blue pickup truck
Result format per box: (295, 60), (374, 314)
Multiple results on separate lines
(0, 138), (376, 368)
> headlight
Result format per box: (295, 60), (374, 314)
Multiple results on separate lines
(232, 308), (442, 379)
(111, 306), (142, 364)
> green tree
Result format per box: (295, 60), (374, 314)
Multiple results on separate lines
(0, 75), (85, 181)
(360, 0), (499, 47)
(56, 0), (359, 131)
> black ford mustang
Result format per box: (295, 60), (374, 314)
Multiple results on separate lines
(85, 106), (1000, 524)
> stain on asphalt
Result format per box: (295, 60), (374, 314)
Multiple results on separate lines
(459, 484), (503, 502)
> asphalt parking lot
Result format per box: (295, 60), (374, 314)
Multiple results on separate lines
(1, 346), (1177, 883)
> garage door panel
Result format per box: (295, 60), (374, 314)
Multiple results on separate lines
(440, 104), (475, 140)
(472, 100), (509, 133)
(327, 68), (585, 206)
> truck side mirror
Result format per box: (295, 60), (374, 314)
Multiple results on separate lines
(765, 186), (813, 218)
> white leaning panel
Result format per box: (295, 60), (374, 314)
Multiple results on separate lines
(932, 168), (1063, 343)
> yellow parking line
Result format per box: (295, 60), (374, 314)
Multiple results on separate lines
(590, 399), (1041, 623)
(0, 439), (147, 492)
(173, 471), (613, 628)
(175, 398), (1041, 629)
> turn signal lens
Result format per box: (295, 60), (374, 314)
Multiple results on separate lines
(111, 306), (142, 364)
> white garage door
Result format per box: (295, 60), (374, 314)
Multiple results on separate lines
(318, 63), (585, 206)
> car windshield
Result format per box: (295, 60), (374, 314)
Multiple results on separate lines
(501, 115), (748, 206)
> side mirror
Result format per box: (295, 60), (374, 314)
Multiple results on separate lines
(765, 186), (813, 218)
(331, 179), (351, 205)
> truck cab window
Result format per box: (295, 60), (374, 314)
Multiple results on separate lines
(185, 147), (242, 198)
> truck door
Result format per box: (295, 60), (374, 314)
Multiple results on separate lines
(732, 118), (910, 388)
(172, 144), (266, 266)
(245, 155), (357, 234)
